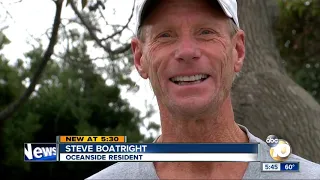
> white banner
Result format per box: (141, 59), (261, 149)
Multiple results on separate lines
(59, 153), (259, 162)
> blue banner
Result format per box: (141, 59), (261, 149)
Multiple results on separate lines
(59, 143), (259, 153)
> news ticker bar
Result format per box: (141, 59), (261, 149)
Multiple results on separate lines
(261, 162), (299, 172)
(57, 136), (127, 143)
(24, 143), (260, 162)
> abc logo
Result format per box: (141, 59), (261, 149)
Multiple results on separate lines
(266, 135), (291, 161)
(266, 135), (279, 147)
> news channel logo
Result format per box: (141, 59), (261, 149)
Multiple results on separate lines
(266, 135), (291, 161)
(24, 143), (57, 162)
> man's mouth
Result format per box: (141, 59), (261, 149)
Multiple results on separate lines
(170, 74), (209, 85)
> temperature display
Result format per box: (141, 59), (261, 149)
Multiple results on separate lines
(280, 162), (299, 171)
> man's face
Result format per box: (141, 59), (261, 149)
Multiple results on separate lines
(132, 0), (245, 117)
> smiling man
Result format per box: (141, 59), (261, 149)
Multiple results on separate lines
(86, 0), (320, 179)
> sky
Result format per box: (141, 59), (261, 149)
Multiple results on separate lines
(0, 0), (160, 138)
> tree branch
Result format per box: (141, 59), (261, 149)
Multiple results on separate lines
(113, 43), (131, 54)
(70, 0), (132, 57)
(70, 0), (111, 52)
(102, 0), (135, 40)
(0, 0), (64, 122)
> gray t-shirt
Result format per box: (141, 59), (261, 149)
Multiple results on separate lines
(86, 125), (320, 179)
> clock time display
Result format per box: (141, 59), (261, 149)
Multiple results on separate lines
(262, 162), (281, 172)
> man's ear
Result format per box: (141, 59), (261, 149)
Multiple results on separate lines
(233, 30), (245, 73)
(131, 37), (148, 79)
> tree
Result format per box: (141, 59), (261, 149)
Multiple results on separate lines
(0, 28), (157, 180)
(233, 0), (320, 163)
(0, 0), (63, 123)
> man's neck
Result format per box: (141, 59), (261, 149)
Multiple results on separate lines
(154, 96), (249, 179)
(157, 97), (248, 143)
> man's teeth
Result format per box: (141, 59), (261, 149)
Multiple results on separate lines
(171, 74), (208, 82)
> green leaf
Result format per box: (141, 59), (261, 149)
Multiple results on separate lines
(81, 0), (88, 9)
(147, 122), (160, 131)
(66, 0), (72, 7)
(0, 32), (11, 50)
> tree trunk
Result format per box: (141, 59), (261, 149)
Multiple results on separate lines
(233, 0), (320, 163)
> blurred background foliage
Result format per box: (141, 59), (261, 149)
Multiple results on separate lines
(0, 0), (318, 179)
(275, 0), (320, 102)
(0, 29), (156, 179)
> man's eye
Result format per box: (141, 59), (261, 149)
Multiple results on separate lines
(158, 33), (171, 38)
(200, 29), (213, 35)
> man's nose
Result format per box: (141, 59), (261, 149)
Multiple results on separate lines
(174, 37), (201, 62)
